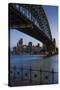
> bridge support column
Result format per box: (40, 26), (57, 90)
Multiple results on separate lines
(46, 45), (53, 56)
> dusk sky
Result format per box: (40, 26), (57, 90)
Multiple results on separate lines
(10, 5), (58, 49)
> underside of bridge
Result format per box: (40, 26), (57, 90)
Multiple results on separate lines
(9, 3), (54, 53)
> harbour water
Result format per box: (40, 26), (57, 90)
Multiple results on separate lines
(10, 55), (58, 71)
(10, 55), (58, 85)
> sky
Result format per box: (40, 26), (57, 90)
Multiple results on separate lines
(10, 5), (58, 49)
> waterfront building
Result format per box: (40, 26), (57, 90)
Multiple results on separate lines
(26, 42), (32, 54)
(16, 38), (23, 54)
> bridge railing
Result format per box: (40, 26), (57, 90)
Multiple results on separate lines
(10, 65), (58, 85)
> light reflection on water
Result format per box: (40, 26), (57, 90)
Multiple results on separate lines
(10, 55), (58, 84)
(10, 55), (58, 72)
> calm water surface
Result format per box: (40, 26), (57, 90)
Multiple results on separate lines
(10, 55), (58, 84)
(10, 55), (58, 72)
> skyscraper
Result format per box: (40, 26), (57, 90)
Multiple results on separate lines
(28, 42), (32, 54)
(19, 38), (23, 45)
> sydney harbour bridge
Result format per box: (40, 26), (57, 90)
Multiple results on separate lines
(9, 3), (55, 54)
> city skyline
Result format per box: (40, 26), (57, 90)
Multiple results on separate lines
(10, 5), (58, 49)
